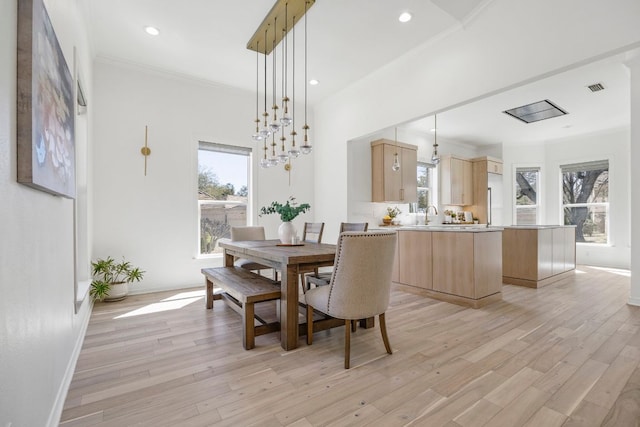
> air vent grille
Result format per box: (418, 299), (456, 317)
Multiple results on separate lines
(588, 83), (605, 92)
(503, 100), (568, 124)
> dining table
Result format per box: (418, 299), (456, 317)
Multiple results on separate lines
(218, 238), (341, 350)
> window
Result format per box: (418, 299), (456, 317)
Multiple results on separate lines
(514, 167), (540, 225)
(417, 162), (436, 212)
(198, 142), (251, 256)
(561, 160), (609, 244)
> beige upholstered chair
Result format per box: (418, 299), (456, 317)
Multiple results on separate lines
(305, 231), (397, 368)
(305, 222), (368, 291)
(230, 226), (273, 277)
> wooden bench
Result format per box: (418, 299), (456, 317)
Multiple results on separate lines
(202, 267), (281, 350)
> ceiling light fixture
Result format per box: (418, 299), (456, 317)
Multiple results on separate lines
(431, 115), (440, 165)
(144, 26), (160, 36)
(392, 128), (401, 172)
(398, 12), (412, 23)
(247, 0), (315, 169)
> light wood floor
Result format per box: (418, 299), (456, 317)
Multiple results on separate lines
(60, 265), (640, 426)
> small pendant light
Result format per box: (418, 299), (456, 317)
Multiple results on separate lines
(392, 127), (401, 172)
(431, 114), (440, 165)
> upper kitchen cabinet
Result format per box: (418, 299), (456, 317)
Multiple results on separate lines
(371, 139), (417, 202)
(440, 154), (473, 206)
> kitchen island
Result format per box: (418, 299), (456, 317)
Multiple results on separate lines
(502, 225), (576, 288)
(392, 226), (503, 308)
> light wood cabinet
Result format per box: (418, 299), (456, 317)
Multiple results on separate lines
(371, 139), (417, 202)
(470, 156), (503, 224)
(432, 231), (502, 300)
(397, 230), (432, 289)
(440, 155), (473, 206)
(393, 229), (502, 308)
(502, 226), (576, 287)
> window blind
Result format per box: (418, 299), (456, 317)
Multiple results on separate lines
(199, 141), (251, 156)
(560, 160), (608, 173)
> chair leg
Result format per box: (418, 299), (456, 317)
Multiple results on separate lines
(306, 304), (314, 345)
(379, 312), (392, 354)
(351, 319), (356, 333)
(344, 319), (351, 369)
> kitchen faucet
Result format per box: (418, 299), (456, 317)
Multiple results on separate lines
(426, 205), (438, 223)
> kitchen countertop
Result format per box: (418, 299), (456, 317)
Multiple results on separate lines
(372, 225), (503, 233)
(501, 225), (576, 229)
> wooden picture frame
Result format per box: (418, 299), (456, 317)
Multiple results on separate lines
(17, 0), (76, 198)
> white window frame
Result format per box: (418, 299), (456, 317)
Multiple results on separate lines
(513, 165), (542, 225)
(417, 161), (437, 212)
(560, 159), (610, 246)
(197, 141), (252, 258)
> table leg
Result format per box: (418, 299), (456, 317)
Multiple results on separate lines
(280, 263), (299, 350)
(223, 250), (235, 267)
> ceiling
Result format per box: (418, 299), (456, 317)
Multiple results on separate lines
(80, 0), (632, 147)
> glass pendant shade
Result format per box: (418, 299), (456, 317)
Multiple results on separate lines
(252, 133), (264, 142)
(260, 158), (271, 168)
(269, 121), (281, 133)
(280, 115), (292, 127)
(392, 153), (401, 171)
(277, 153), (289, 163)
(300, 144), (312, 155)
(288, 147), (300, 158)
(259, 127), (272, 138)
(431, 153), (440, 164)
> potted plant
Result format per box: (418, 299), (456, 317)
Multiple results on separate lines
(260, 196), (311, 244)
(90, 256), (145, 301)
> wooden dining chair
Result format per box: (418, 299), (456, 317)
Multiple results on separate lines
(230, 226), (275, 279)
(305, 222), (368, 291)
(305, 231), (397, 368)
(302, 222), (325, 243)
(299, 222), (325, 293)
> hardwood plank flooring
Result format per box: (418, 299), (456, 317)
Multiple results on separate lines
(60, 266), (640, 426)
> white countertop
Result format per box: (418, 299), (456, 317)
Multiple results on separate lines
(372, 225), (503, 233)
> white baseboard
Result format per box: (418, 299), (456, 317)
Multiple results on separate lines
(46, 298), (93, 427)
(628, 296), (640, 307)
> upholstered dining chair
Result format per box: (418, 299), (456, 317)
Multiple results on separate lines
(305, 231), (397, 368)
(230, 226), (275, 279)
(305, 222), (368, 291)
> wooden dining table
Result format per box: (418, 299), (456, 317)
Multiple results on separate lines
(218, 239), (340, 350)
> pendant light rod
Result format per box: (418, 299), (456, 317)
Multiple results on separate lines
(247, 0), (315, 54)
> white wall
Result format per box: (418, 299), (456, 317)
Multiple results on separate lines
(503, 128), (631, 268)
(0, 0), (94, 425)
(92, 61), (315, 292)
(315, 0), (640, 263)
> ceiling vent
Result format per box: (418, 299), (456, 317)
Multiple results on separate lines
(503, 99), (568, 124)
(587, 82), (605, 92)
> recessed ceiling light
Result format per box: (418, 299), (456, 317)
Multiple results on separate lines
(398, 12), (412, 23)
(309, 79), (319, 85)
(144, 26), (160, 36)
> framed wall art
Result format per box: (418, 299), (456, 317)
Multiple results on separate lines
(17, 0), (76, 198)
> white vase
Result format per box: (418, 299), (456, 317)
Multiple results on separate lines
(278, 221), (297, 244)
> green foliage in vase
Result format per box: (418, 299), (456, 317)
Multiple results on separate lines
(260, 196), (311, 222)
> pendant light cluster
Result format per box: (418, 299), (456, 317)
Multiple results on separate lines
(248, 0), (315, 169)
